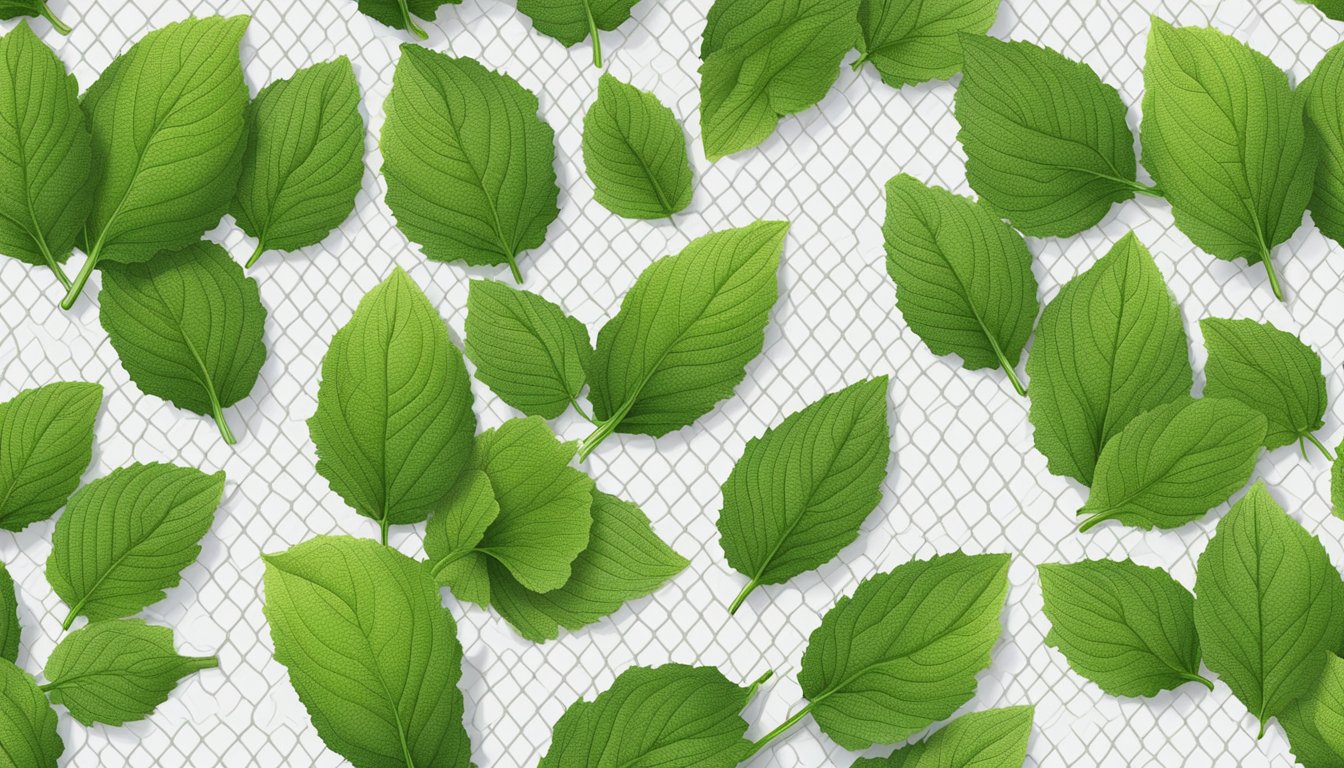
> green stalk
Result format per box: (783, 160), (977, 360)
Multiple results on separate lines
(245, 240), (267, 269)
(39, 2), (72, 35)
(61, 251), (99, 309)
(1305, 432), (1336, 462)
(1261, 252), (1284, 302)
(740, 702), (816, 761)
(728, 578), (760, 615)
(585, 4), (602, 68)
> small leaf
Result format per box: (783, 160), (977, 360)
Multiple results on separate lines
(0, 562), (17, 664)
(1194, 482), (1344, 735)
(1078, 397), (1265, 531)
(1201, 317), (1330, 455)
(309, 268), (476, 536)
(1305, 0), (1344, 23)
(0, 2), (72, 34)
(718, 377), (890, 613)
(42, 619), (217, 727)
(882, 174), (1037, 395)
(1303, 42), (1344, 246)
(956, 36), (1143, 237)
(1334, 438), (1344, 519)
(382, 45), (559, 283)
(1308, 655), (1344, 757)
(517, 0), (642, 67)
(464, 280), (591, 420)
(263, 535), (473, 767)
(45, 463), (225, 629)
(0, 659), (62, 768)
(856, 0), (999, 89)
(100, 242), (267, 445)
(582, 74), (693, 219)
(1027, 233), (1192, 485)
(0, 381), (101, 531)
(1039, 559), (1209, 697)
(354, 0), (458, 39)
(698, 0), (860, 159)
(423, 470), (498, 607)
(539, 664), (758, 767)
(799, 551), (1009, 749)
(852, 706), (1034, 768)
(232, 57), (365, 267)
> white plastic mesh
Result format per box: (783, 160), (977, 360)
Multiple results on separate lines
(1, 0), (1340, 764)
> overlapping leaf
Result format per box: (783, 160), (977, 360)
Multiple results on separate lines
(582, 74), (693, 219)
(1307, 655), (1344, 758)
(856, 0), (1000, 88)
(852, 707), (1034, 768)
(0, 382), (101, 531)
(1304, 42), (1344, 246)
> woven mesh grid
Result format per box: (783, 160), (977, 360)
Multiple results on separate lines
(1, 0), (1341, 764)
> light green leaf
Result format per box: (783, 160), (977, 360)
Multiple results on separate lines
(852, 706), (1034, 768)
(0, 381), (101, 532)
(1194, 482), (1344, 736)
(0, 22), (90, 287)
(1201, 317), (1330, 456)
(1281, 697), (1344, 768)
(718, 377), (890, 614)
(423, 469), (498, 607)
(0, 562), (17, 664)
(42, 619), (217, 727)
(309, 268), (476, 537)
(956, 36), (1144, 237)
(1303, 42), (1344, 246)
(0, 659), (62, 768)
(1140, 18), (1315, 301)
(45, 463), (224, 630)
(263, 535), (472, 768)
(464, 280), (591, 420)
(100, 242), (267, 446)
(582, 74), (693, 219)
(882, 174), (1037, 395)
(1308, 655), (1344, 757)
(491, 490), (687, 642)
(1077, 397), (1265, 531)
(354, 0), (458, 39)
(0, 0), (70, 34)
(583, 221), (786, 456)
(1039, 559), (1210, 697)
(67, 15), (250, 308)
(232, 57), (365, 268)
(517, 0), (641, 68)
(698, 0), (860, 159)
(1027, 233), (1191, 485)
(798, 551), (1009, 749)
(539, 664), (758, 767)
(382, 45), (559, 283)
(856, 0), (999, 89)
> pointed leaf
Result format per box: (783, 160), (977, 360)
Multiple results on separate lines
(0, 381), (101, 531)
(1303, 42), (1344, 246)
(0, 659), (61, 768)
(354, 0), (458, 39)
(582, 74), (693, 219)
(856, 0), (999, 89)
(852, 706), (1034, 768)
(0, 562), (17, 664)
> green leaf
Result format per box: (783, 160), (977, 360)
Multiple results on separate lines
(66, 15), (250, 309)
(382, 44), (559, 283)
(956, 36), (1144, 237)
(1193, 482), (1344, 736)
(1201, 317), (1330, 456)
(464, 280), (591, 420)
(42, 619), (218, 727)
(1303, 42), (1344, 246)
(539, 663), (758, 767)
(1077, 397), (1265, 531)
(852, 706), (1034, 768)
(423, 470), (498, 607)
(263, 535), (473, 768)
(855, 0), (999, 89)
(0, 562), (17, 664)
(882, 174), (1037, 395)
(0, 659), (62, 768)
(309, 268), (476, 538)
(582, 220), (787, 457)
(0, 22), (91, 287)
(0, 0), (70, 34)
(698, 0), (860, 159)
(798, 551), (1009, 750)
(45, 462), (225, 630)
(1309, 655), (1344, 757)
(0, 381), (101, 532)
(718, 377), (890, 614)
(516, 0), (641, 68)
(1026, 233), (1192, 485)
(99, 242), (267, 446)
(232, 57), (365, 268)
(1039, 559), (1210, 697)
(1305, 0), (1344, 22)
(1334, 438), (1344, 520)
(490, 490), (688, 642)
(427, 417), (593, 598)
(354, 0), (458, 39)
(1281, 697), (1344, 768)
(582, 74), (693, 219)
(1140, 18), (1316, 301)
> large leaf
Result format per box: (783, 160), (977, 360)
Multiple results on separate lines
(0, 562), (17, 664)
(698, 0), (860, 159)
(852, 707), (1034, 768)
(882, 174), (1037, 394)
(718, 377), (890, 613)
(517, 0), (641, 67)
(100, 242), (267, 445)
(1140, 18), (1316, 301)
(309, 268), (476, 538)
(232, 57), (365, 268)
(263, 535), (472, 768)
(798, 551), (1009, 749)
(382, 45), (559, 283)
(1026, 233), (1191, 485)
(582, 74), (693, 219)
(354, 0), (458, 39)
(0, 659), (62, 768)
(43, 619), (217, 726)
(956, 36), (1144, 237)
(0, 381), (101, 531)
(45, 463), (225, 630)
(1194, 482), (1344, 736)
(855, 0), (1000, 89)
(1303, 42), (1344, 246)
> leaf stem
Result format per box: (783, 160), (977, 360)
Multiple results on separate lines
(429, 548), (475, 579)
(1261, 250), (1284, 302)
(851, 52), (869, 71)
(728, 578), (759, 615)
(577, 417), (620, 461)
(61, 251), (99, 309)
(506, 256), (523, 284)
(60, 606), (79, 632)
(1076, 509), (1112, 533)
(1304, 432), (1336, 462)
(1130, 181), (1163, 198)
(209, 399), (237, 446)
(742, 702), (815, 761)
(586, 6), (603, 68)
(379, 517), (390, 547)
(1180, 671), (1215, 691)
(245, 240), (267, 269)
(39, 1), (72, 35)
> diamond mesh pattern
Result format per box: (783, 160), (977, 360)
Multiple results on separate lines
(0, 0), (1340, 765)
